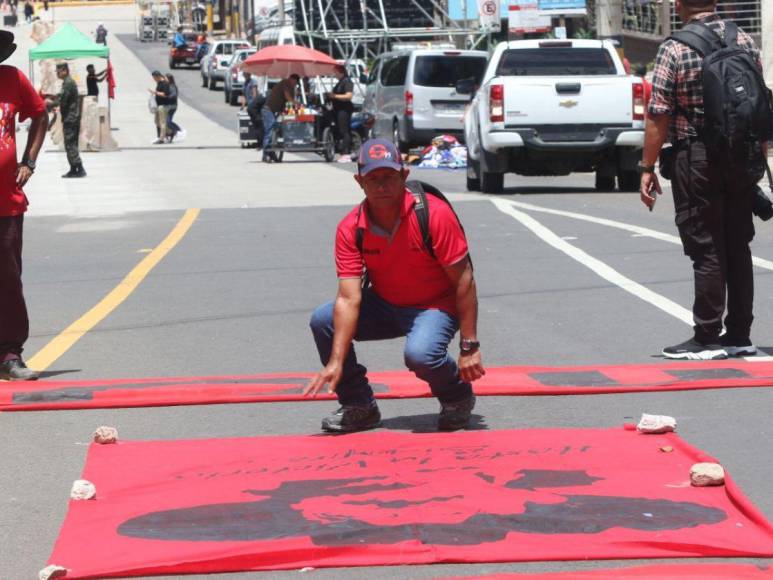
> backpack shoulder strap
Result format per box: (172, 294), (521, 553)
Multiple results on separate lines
(354, 202), (365, 254)
(722, 20), (739, 47)
(406, 180), (435, 260)
(669, 22), (722, 57)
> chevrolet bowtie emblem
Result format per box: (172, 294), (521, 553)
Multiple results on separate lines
(559, 99), (578, 108)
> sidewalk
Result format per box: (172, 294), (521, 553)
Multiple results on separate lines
(3, 6), (366, 217)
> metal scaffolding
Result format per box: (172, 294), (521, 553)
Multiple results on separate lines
(293, 0), (492, 61)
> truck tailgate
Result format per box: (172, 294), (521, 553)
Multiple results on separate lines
(504, 77), (633, 127)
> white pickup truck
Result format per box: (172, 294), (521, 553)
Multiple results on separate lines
(460, 39), (646, 194)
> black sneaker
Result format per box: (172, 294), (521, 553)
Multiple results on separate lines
(719, 335), (757, 357)
(662, 338), (727, 360)
(438, 395), (476, 431)
(0, 359), (40, 381)
(321, 403), (381, 433)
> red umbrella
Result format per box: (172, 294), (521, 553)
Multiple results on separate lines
(241, 45), (339, 78)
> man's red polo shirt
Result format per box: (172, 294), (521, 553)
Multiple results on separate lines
(0, 65), (47, 216)
(335, 188), (469, 316)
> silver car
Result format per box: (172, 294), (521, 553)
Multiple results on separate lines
(224, 47), (257, 106)
(200, 40), (251, 90)
(364, 49), (489, 151)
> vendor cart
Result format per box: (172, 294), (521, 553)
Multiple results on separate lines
(241, 45), (342, 163)
(268, 108), (336, 162)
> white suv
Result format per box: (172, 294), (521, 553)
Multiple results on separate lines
(201, 40), (251, 90)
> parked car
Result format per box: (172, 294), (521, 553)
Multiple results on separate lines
(224, 47), (258, 106)
(460, 39), (645, 193)
(201, 40), (251, 90)
(168, 32), (200, 69)
(364, 49), (489, 152)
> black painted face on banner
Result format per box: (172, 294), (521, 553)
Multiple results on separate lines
(118, 469), (726, 545)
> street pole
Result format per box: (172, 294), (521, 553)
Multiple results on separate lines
(207, 0), (214, 33)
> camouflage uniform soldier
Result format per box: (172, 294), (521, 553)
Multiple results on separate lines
(56, 63), (86, 178)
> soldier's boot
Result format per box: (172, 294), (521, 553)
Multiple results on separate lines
(72, 164), (87, 178)
(61, 165), (77, 178)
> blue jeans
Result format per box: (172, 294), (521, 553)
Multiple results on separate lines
(310, 291), (472, 407)
(261, 108), (276, 150)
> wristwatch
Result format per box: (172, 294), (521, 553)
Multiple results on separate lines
(460, 338), (480, 353)
(23, 159), (36, 172)
(637, 162), (655, 174)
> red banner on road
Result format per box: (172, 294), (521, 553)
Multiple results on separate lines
(4, 360), (773, 411)
(47, 428), (773, 577)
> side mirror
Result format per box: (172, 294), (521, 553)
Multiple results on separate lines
(455, 78), (477, 95)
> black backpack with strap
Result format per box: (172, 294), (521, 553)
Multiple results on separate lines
(354, 180), (468, 286)
(669, 20), (773, 156)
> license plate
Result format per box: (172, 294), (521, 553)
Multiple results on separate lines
(185, 58), (195, 64)
(435, 103), (465, 113)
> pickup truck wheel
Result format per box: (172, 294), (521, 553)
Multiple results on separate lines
(466, 158), (481, 191)
(169, 59), (176, 69)
(481, 170), (504, 194)
(201, 74), (207, 88)
(224, 88), (230, 103)
(617, 169), (639, 193)
(229, 90), (239, 106)
(208, 76), (217, 90)
(595, 173), (616, 192)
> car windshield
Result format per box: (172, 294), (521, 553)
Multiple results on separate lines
(413, 55), (488, 87)
(496, 48), (617, 76)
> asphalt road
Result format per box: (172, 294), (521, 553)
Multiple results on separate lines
(2, 18), (773, 580)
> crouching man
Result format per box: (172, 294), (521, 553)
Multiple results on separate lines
(305, 138), (485, 432)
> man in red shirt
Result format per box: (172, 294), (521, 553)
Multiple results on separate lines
(0, 31), (49, 380)
(304, 138), (485, 432)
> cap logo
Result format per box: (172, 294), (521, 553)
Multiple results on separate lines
(368, 144), (391, 161)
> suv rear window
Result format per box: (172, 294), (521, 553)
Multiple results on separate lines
(413, 55), (488, 87)
(496, 48), (617, 76)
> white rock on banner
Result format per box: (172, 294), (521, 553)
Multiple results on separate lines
(38, 564), (67, 579)
(93, 426), (118, 444)
(636, 413), (677, 434)
(690, 463), (725, 487)
(70, 479), (97, 500)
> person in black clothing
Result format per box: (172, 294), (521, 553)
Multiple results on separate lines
(149, 70), (170, 144)
(326, 65), (354, 162)
(23, 1), (33, 22)
(165, 73), (183, 143)
(85, 64), (107, 98)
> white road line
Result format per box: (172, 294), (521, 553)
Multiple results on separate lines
(491, 198), (694, 326)
(503, 199), (773, 271)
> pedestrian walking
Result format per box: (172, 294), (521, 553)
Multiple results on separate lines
(0, 31), (49, 380)
(49, 63), (86, 178)
(148, 70), (170, 144)
(22, 0), (32, 22)
(326, 64), (354, 163)
(85, 64), (107, 98)
(261, 73), (298, 163)
(95, 22), (108, 45)
(640, 0), (773, 360)
(305, 138), (485, 432)
(165, 73), (183, 143)
(242, 71), (264, 146)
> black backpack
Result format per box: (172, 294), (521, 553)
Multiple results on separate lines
(354, 181), (468, 286)
(669, 21), (773, 156)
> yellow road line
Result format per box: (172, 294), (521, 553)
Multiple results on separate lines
(28, 208), (201, 372)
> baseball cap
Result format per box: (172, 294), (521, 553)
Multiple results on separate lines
(357, 138), (402, 176)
